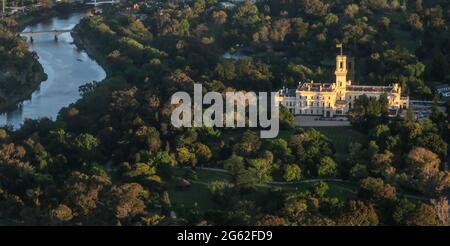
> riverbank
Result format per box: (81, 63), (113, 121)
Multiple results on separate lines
(72, 27), (112, 76)
(15, 3), (91, 30)
(0, 11), (106, 127)
(0, 60), (47, 112)
(71, 12), (119, 83)
(0, 4), (93, 114)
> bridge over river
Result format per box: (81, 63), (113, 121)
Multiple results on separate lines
(20, 29), (72, 42)
(0, 11), (106, 128)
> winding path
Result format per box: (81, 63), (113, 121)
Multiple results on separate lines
(178, 166), (430, 201)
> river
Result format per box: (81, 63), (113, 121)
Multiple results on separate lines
(0, 11), (106, 128)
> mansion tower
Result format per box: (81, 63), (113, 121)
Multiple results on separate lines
(276, 54), (410, 117)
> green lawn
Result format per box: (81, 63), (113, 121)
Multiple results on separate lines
(169, 169), (233, 211)
(308, 127), (366, 157)
(383, 10), (421, 52)
(168, 169), (358, 213)
(265, 181), (358, 200)
(390, 26), (420, 51)
(280, 127), (367, 162)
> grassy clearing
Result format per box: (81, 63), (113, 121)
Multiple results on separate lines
(267, 181), (358, 199)
(280, 127), (367, 162)
(390, 27), (419, 51)
(307, 127), (366, 158)
(168, 169), (233, 211)
(383, 10), (421, 51)
(168, 169), (358, 212)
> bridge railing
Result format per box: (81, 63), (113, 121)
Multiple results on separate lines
(19, 29), (72, 35)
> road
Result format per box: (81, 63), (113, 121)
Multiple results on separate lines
(295, 116), (351, 127)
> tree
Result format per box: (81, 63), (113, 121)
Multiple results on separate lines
(349, 95), (389, 129)
(361, 0), (388, 10)
(406, 148), (450, 195)
(194, 143), (212, 165)
(415, 0), (423, 13)
(392, 199), (416, 225)
(177, 147), (196, 166)
(324, 13), (339, 26)
(279, 106), (295, 130)
(313, 181), (329, 197)
(371, 151), (394, 175)
(371, 124), (390, 146)
(406, 13), (423, 31)
(208, 181), (235, 206)
(418, 133), (448, 160)
(286, 63), (313, 82)
(292, 18), (309, 40)
(212, 11), (227, 25)
(407, 203), (438, 226)
(103, 183), (147, 224)
(270, 138), (292, 161)
(50, 204), (73, 224)
(288, 129), (334, 168)
(193, 0), (206, 14)
(73, 133), (100, 159)
(349, 164), (369, 180)
(407, 147), (440, 179)
(344, 4), (359, 19)
(338, 200), (379, 226)
(235, 169), (259, 189)
(359, 177), (396, 201)
(124, 163), (160, 185)
(256, 215), (288, 226)
(65, 172), (110, 217)
(234, 131), (261, 157)
(283, 164), (302, 182)
(248, 158), (272, 183)
(426, 6), (445, 29)
(224, 155), (245, 179)
(232, 0), (261, 30)
(302, 0), (329, 17)
(283, 198), (308, 223)
(164, 70), (195, 98)
(317, 157), (337, 178)
(431, 198), (450, 226)
(270, 19), (291, 42)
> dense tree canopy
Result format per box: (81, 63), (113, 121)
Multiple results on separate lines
(0, 0), (449, 226)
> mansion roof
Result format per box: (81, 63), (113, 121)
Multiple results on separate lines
(347, 85), (394, 93)
(298, 83), (334, 92)
(278, 82), (400, 97)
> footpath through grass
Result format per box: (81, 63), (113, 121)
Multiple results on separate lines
(168, 169), (358, 213)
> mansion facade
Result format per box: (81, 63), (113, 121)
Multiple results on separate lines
(275, 54), (410, 117)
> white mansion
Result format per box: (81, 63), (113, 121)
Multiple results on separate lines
(275, 53), (410, 117)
